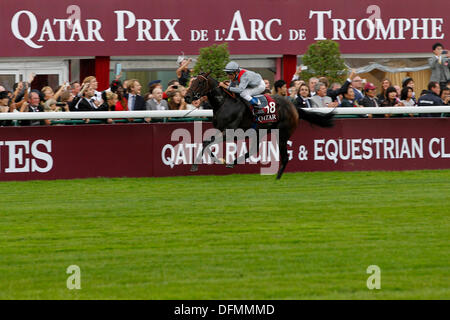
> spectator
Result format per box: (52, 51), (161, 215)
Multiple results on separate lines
(308, 77), (319, 96)
(291, 65), (303, 81)
(418, 81), (443, 117)
(381, 86), (404, 118)
(167, 90), (186, 110)
(0, 91), (9, 113)
(70, 82), (90, 111)
(400, 87), (417, 106)
(328, 82), (342, 103)
(59, 91), (72, 112)
(339, 86), (360, 108)
(360, 83), (379, 106)
(110, 79), (123, 94)
(146, 87), (169, 110)
(402, 77), (415, 95)
(114, 85), (128, 111)
(377, 78), (392, 104)
(360, 82), (381, 118)
(441, 87), (450, 105)
(419, 90), (428, 97)
(327, 71), (353, 103)
(20, 91), (48, 126)
(43, 99), (59, 112)
(263, 79), (271, 93)
(399, 86), (416, 117)
(77, 85), (97, 111)
(176, 56), (192, 87)
(179, 86), (188, 97)
(273, 80), (287, 96)
(394, 85), (402, 98)
(98, 91), (116, 124)
(318, 77), (329, 90)
(310, 82), (337, 108)
(163, 80), (180, 100)
(294, 84), (312, 109)
(11, 81), (28, 111)
(71, 81), (81, 97)
(125, 79), (146, 111)
(0, 91), (10, 126)
(352, 76), (364, 102)
(75, 86), (109, 123)
(94, 92), (110, 112)
(288, 80), (301, 102)
(429, 42), (450, 88)
(381, 87), (403, 107)
(402, 77), (414, 89)
(104, 91), (118, 111)
(329, 82), (341, 91)
(145, 80), (162, 101)
(41, 86), (54, 102)
(82, 76), (102, 105)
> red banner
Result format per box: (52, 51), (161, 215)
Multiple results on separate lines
(0, 0), (447, 57)
(0, 118), (449, 181)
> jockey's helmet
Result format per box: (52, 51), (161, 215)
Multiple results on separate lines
(224, 61), (240, 74)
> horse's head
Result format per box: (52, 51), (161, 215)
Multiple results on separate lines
(185, 72), (212, 104)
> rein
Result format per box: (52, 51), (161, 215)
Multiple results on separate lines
(197, 74), (237, 99)
(219, 86), (237, 99)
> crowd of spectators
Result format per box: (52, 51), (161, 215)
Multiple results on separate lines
(0, 44), (449, 127)
(279, 42), (450, 118)
(0, 56), (213, 126)
(284, 68), (450, 118)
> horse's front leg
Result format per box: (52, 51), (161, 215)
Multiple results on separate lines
(190, 131), (224, 172)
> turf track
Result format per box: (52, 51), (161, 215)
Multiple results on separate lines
(0, 170), (449, 299)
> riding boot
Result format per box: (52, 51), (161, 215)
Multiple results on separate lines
(250, 97), (264, 117)
(250, 97), (261, 106)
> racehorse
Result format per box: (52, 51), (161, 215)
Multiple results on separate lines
(184, 73), (334, 179)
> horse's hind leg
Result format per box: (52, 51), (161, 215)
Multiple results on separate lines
(276, 131), (290, 180)
(233, 129), (261, 166)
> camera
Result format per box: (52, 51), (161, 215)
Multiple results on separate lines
(172, 85), (178, 89)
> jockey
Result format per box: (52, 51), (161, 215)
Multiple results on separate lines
(219, 62), (266, 110)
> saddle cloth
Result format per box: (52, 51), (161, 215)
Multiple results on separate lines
(250, 94), (278, 124)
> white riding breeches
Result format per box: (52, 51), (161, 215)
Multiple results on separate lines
(240, 80), (266, 101)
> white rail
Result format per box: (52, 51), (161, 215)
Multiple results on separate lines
(314, 106), (450, 115)
(0, 107), (449, 120)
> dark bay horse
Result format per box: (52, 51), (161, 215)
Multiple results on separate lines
(184, 73), (334, 179)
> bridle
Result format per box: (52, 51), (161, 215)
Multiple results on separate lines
(190, 74), (211, 101)
(189, 73), (237, 101)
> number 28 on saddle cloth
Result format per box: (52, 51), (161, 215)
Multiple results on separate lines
(250, 94), (279, 124)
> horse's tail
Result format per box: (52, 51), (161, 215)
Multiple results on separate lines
(297, 107), (335, 128)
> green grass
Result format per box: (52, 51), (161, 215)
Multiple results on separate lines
(0, 170), (449, 300)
